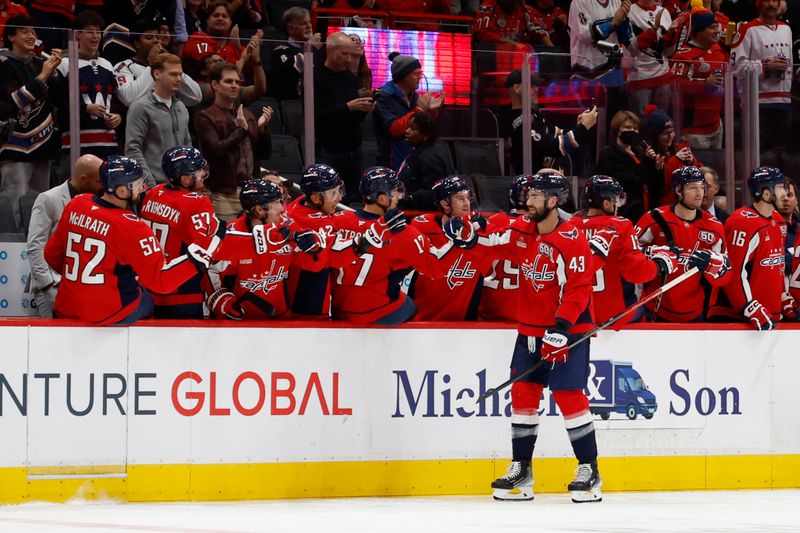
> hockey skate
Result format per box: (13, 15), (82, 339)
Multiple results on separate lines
(491, 460), (534, 501)
(568, 461), (602, 503)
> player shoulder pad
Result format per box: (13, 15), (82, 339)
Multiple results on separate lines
(122, 213), (141, 222)
(413, 214), (431, 223)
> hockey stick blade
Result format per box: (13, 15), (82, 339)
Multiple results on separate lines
(476, 267), (700, 403)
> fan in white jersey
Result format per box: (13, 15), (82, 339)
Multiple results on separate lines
(731, 0), (792, 153)
(568, 0), (633, 70)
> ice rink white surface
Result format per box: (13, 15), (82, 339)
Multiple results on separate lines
(0, 490), (797, 533)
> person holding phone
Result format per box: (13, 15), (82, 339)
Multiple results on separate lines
(595, 110), (661, 222)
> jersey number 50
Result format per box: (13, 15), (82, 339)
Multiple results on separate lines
(64, 231), (106, 285)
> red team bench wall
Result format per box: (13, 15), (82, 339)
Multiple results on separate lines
(0, 320), (798, 503)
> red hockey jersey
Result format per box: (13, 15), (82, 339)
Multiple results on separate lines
(331, 211), (445, 324)
(573, 215), (660, 326)
(790, 242), (800, 303)
(139, 184), (224, 314)
(670, 42), (728, 136)
(44, 194), (199, 324)
(709, 207), (787, 321)
(635, 206), (729, 321)
(473, 0), (549, 44)
(409, 214), (495, 321)
(285, 200), (362, 317)
(485, 216), (595, 336)
(479, 211), (523, 322)
(209, 217), (355, 319)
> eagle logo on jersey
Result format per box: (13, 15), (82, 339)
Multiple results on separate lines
(559, 227), (579, 240)
(446, 255), (477, 289)
(740, 210), (759, 219)
(239, 259), (289, 294)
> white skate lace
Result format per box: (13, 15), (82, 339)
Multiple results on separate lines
(502, 461), (522, 480)
(573, 463), (593, 484)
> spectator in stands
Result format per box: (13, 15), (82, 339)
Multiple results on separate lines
(374, 51), (443, 170)
(0, 1), (27, 48)
(732, 0), (792, 157)
(595, 110), (661, 222)
(498, 69), (597, 175)
(183, 0), (243, 77)
(528, 0), (570, 50)
(124, 53), (192, 186)
(268, 7), (323, 101)
(349, 34), (373, 98)
(314, 32), (373, 202)
(0, 15), (62, 228)
(642, 106), (703, 207)
(626, 0), (673, 114)
(102, 0), (176, 36)
(114, 19), (203, 108)
(701, 166), (729, 223)
(55, 10), (121, 174)
(568, 0), (632, 71)
(184, 0), (208, 36)
(779, 177), (798, 275)
(670, 10), (727, 150)
(473, 0), (554, 48)
(191, 31), (265, 108)
(26, 154), (102, 318)
(27, 0), (74, 51)
(196, 62), (273, 221)
(398, 111), (453, 209)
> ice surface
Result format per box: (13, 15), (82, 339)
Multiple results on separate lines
(0, 490), (797, 533)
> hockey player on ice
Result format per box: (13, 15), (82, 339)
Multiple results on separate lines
(486, 172), (604, 503)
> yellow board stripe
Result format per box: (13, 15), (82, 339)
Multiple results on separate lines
(27, 465), (127, 477)
(1, 455), (798, 504)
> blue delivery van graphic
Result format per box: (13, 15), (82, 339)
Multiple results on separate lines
(587, 360), (657, 420)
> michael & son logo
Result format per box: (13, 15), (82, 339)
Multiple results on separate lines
(0, 371), (351, 417)
(392, 360), (742, 420)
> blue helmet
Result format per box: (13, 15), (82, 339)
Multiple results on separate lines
(359, 166), (404, 203)
(162, 146), (207, 187)
(671, 166), (705, 192)
(585, 174), (625, 208)
(509, 174), (536, 209)
(530, 171), (569, 201)
(432, 175), (472, 204)
(748, 166), (785, 199)
(240, 179), (283, 211)
(300, 164), (343, 196)
(100, 155), (144, 194)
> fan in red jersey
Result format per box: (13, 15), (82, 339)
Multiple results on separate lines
(331, 166), (449, 325)
(488, 172), (603, 504)
(206, 179), (357, 320)
(574, 175), (677, 326)
(709, 167), (797, 329)
(44, 156), (214, 325)
(635, 166), (730, 322)
(407, 176), (497, 321)
(139, 146), (226, 318)
(286, 163), (361, 319)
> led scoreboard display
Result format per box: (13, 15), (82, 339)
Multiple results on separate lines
(329, 26), (473, 106)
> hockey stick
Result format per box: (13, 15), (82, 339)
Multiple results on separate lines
(475, 266), (700, 403)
